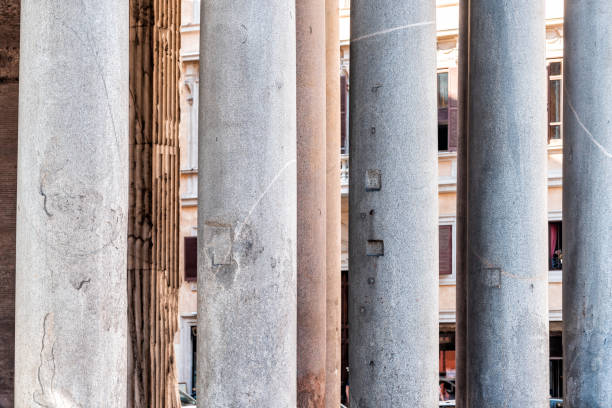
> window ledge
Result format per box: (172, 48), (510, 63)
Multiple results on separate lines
(549, 270), (563, 283)
(438, 151), (457, 159)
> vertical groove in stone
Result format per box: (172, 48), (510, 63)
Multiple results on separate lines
(129, 0), (181, 406)
(348, 1), (439, 405)
(325, 0), (342, 406)
(197, 1), (297, 406)
(563, 1), (612, 406)
(15, 1), (129, 405)
(297, 0), (328, 406)
(466, 1), (549, 406)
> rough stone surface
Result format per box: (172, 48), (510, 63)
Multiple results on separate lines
(563, 1), (612, 406)
(15, 1), (129, 407)
(296, 0), (327, 406)
(0, 1), (19, 405)
(197, 2), (297, 407)
(348, 1), (439, 406)
(128, 1), (182, 407)
(466, 1), (549, 406)
(325, 0), (342, 406)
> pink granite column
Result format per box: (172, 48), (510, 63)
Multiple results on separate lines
(297, 0), (327, 406)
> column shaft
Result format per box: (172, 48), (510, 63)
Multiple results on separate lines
(455, 0), (469, 406)
(0, 1), (19, 405)
(325, 0), (342, 406)
(297, 0), (327, 406)
(348, 1), (439, 405)
(197, 2), (297, 407)
(466, 1), (549, 406)
(563, 1), (612, 406)
(15, 1), (129, 406)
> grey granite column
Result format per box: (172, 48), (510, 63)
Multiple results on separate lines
(348, 1), (439, 405)
(325, 0), (342, 406)
(296, 0), (327, 406)
(15, 1), (129, 406)
(466, 0), (549, 406)
(197, 1), (297, 407)
(563, 1), (612, 406)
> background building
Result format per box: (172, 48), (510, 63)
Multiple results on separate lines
(175, 0), (566, 400)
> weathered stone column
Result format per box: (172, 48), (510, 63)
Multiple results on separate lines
(325, 0), (341, 406)
(15, 1), (129, 406)
(563, 2), (612, 406)
(348, 1), (438, 405)
(296, 0), (327, 406)
(466, 1), (549, 406)
(197, 2), (297, 407)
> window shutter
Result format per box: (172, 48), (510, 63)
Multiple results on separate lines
(547, 62), (551, 143)
(184, 236), (197, 281)
(447, 67), (458, 151)
(340, 74), (347, 152)
(439, 225), (452, 275)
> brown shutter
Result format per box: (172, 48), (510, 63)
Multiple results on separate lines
(547, 62), (552, 143)
(447, 67), (458, 151)
(340, 74), (347, 152)
(184, 236), (197, 281)
(439, 225), (453, 275)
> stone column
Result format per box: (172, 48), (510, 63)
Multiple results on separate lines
(563, 1), (612, 406)
(325, 0), (341, 406)
(348, 1), (438, 405)
(297, 0), (327, 406)
(466, 1), (549, 406)
(197, 2), (297, 407)
(455, 0), (468, 406)
(15, 1), (129, 406)
(0, 1), (19, 405)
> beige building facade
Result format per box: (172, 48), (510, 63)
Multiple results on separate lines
(176, 0), (567, 399)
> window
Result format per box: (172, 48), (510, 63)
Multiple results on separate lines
(439, 225), (452, 275)
(548, 60), (563, 142)
(548, 221), (562, 270)
(549, 335), (563, 399)
(438, 72), (449, 109)
(340, 74), (349, 154)
(438, 72), (449, 151)
(437, 69), (458, 152)
(184, 236), (197, 281)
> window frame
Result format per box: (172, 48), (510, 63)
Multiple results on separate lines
(547, 59), (563, 143)
(439, 216), (456, 285)
(548, 211), (562, 282)
(437, 69), (450, 152)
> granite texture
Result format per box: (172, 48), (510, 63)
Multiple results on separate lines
(348, 1), (439, 406)
(563, 1), (612, 406)
(325, 0), (342, 406)
(197, 1), (297, 406)
(466, 0), (549, 406)
(15, 1), (129, 406)
(296, 0), (328, 406)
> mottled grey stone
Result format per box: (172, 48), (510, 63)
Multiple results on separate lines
(15, 1), (129, 407)
(348, 1), (439, 406)
(563, 1), (612, 406)
(197, 1), (297, 407)
(466, 1), (549, 406)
